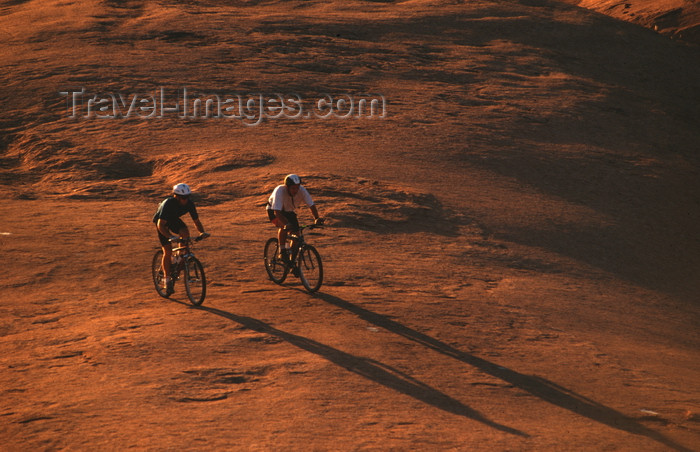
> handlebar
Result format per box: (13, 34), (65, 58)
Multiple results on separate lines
(195, 232), (211, 242)
(169, 233), (211, 243)
(295, 224), (326, 234)
(287, 224), (324, 240)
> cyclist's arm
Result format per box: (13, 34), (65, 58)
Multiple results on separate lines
(193, 218), (205, 234)
(299, 187), (321, 221)
(156, 218), (171, 238)
(309, 205), (321, 221)
(184, 201), (206, 235)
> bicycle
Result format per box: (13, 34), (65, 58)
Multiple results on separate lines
(264, 224), (324, 293)
(152, 234), (209, 305)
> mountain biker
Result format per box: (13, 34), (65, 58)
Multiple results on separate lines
(267, 174), (324, 263)
(153, 183), (209, 295)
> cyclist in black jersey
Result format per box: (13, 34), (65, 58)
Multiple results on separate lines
(153, 183), (208, 295)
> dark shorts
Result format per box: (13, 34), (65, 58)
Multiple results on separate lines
(156, 217), (186, 247)
(267, 209), (299, 231)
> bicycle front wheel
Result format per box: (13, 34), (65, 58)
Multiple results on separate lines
(298, 245), (323, 293)
(151, 249), (170, 298)
(264, 237), (289, 284)
(184, 256), (206, 306)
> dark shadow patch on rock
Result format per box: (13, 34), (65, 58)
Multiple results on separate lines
(293, 175), (465, 237)
(92, 151), (153, 180)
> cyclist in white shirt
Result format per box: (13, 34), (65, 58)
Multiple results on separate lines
(267, 174), (323, 262)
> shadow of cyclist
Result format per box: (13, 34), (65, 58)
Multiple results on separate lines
(314, 293), (691, 452)
(198, 305), (528, 437)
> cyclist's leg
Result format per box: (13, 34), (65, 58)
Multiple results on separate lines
(284, 212), (300, 254)
(159, 218), (185, 286)
(178, 225), (191, 241)
(168, 218), (189, 243)
(277, 227), (287, 253)
(157, 228), (173, 287)
(269, 210), (288, 258)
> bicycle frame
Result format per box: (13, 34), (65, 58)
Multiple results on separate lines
(168, 235), (208, 282)
(286, 224), (320, 263)
(171, 238), (195, 260)
(286, 233), (305, 261)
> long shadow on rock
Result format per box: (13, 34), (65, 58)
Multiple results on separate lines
(316, 293), (692, 452)
(198, 306), (527, 437)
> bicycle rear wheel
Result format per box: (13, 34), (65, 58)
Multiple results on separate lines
(184, 256), (206, 306)
(264, 237), (289, 284)
(151, 250), (170, 298)
(298, 245), (323, 293)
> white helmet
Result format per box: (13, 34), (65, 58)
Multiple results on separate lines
(284, 174), (302, 186)
(172, 183), (192, 196)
